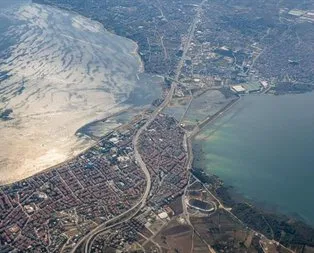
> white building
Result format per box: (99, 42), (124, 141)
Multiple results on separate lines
(231, 85), (246, 94)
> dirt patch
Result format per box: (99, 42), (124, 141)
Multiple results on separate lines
(168, 196), (184, 215)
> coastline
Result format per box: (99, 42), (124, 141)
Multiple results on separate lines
(189, 94), (314, 249)
(191, 94), (314, 224)
(0, 109), (143, 187)
(0, 0), (153, 185)
(75, 108), (131, 138)
(2, 1), (313, 252)
(192, 144), (314, 227)
(132, 41), (145, 73)
(190, 162), (314, 248)
(0, 137), (94, 186)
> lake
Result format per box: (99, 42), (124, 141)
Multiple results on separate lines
(193, 93), (314, 226)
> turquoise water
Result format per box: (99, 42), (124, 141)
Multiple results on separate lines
(193, 93), (314, 226)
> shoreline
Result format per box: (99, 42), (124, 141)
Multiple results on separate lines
(191, 96), (314, 225)
(191, 95), (314, 248)
(184, 93), (314, 250)
(0, 1), (151, 186)
(0, 113), (137, 187)
(75, 108), (131, 138)
(3, 1), (313, 252)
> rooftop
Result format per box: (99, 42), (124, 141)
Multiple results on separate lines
(231, 85), (246, 93)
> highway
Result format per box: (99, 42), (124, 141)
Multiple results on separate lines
(188, 96), (240, 138)
(69, 1), (293, 252)
(70, 2), (207, 252)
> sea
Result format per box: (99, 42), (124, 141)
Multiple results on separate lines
(0, 0), (161, 184)
(193, 92), (314, 227)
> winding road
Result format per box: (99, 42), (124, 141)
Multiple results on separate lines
(70, 1), (207, 252)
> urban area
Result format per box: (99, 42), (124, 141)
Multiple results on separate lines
(1, 0), (314, 252)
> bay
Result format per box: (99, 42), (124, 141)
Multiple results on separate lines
(0, 0), (161, 184)
(193, 93), (314, 226)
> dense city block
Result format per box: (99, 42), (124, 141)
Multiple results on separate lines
(0, 118), (147, 252)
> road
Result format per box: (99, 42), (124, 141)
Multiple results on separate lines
(188, 96), (240, 138)
(81, 120), (154, 253)
(189, 175), (295, 253)
(70, 2), (207, 252)
(70, 1), (293, 252)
